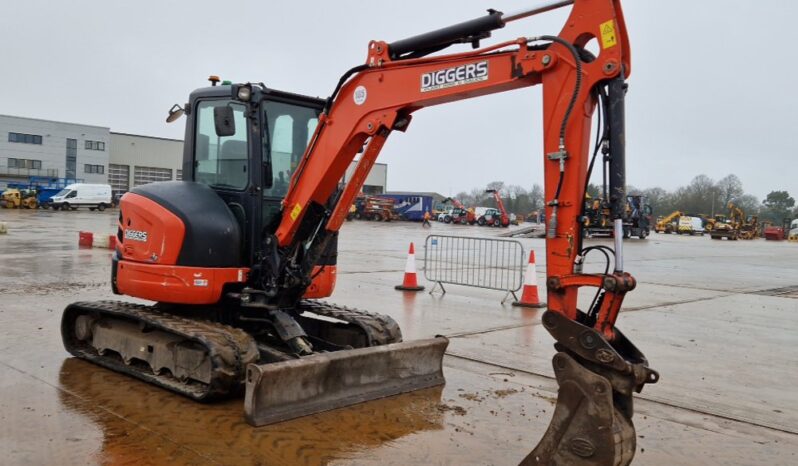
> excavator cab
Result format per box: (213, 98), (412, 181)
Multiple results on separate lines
(181, 83), (325, 264)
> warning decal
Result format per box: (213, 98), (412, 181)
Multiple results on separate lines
(600, 19), (617, 49)
(290, 203), (302, 221)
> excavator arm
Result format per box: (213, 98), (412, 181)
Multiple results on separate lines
(728, 202), (745, 228)
(276, 0), (633, 323)
(258, 1), (656, 463)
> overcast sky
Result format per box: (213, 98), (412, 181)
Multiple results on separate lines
(2, 1), (794, 200)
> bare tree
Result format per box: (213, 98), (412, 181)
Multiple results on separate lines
(716, 174), (744, 206)
(528, 183), (544, 212)
(469, 188), (488, 206)
(640, 187), (670, 216)
(451, 173), (771, 221)
(504, 184), (527, 212)
(734, 194), (760, 216)
(586, 183), (601, 198)
(486, 181), (505, 192)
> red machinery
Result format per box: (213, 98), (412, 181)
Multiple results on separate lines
(62, 1), (656, 463)
(483, 189), (511, 227)
(440, 197), (475, 224)
(353, 194), (396, 221)
(764, 218), (793, 240)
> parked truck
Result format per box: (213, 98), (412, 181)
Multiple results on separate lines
(379, 194), (433, 221)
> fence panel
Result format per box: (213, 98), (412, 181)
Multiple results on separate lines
(423, 234), (525, 302)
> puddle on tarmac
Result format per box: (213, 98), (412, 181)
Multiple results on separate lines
(57, 358), (450, 465)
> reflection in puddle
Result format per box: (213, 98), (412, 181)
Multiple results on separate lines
(517, 308), (542, 346)
(58, 358), (445, 465)
(401, 291), (419, 337)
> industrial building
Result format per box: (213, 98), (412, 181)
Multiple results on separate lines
(342, 160), (387, 194)
(108, 132), (183, 195)
(1, 114), (389, 195)
(0, 114), (110, 188)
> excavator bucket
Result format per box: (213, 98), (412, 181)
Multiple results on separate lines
(244, 336), (448, 426)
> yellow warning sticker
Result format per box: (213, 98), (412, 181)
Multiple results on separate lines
(600, 19), (617, 49)
(289, 203), (302, 221)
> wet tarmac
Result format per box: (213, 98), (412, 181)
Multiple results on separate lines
(0, 208), (796, 465)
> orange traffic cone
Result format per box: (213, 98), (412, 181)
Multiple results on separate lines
(512, 250), (546, 308)
(395, 242), (424, 291)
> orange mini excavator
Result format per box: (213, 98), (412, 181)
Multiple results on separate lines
(61, 0), (657, 463)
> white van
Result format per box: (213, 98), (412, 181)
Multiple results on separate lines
(49, 184), (113, 211)
(677, 216), (705, 235)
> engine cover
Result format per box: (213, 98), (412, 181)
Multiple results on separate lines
(118, 181), (242, 267)
(114, 181), (248, 304)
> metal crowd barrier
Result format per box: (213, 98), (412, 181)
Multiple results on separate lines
(423, 234), (525, 303)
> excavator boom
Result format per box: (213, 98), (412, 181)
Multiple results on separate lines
(242, 0), (657, 463)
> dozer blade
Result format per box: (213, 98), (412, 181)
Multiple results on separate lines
(244, 336), (448, 426)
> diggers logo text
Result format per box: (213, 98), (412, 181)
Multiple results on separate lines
(420, 61), (488, 92)
(124, 229), (148, 242)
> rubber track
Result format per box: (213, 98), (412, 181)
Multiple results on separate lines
(297, 300), (403, 346)
(61, 300), (258, 401)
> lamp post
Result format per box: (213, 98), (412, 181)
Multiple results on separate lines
(711, 188), (716, 217)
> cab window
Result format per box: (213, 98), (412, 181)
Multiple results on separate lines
(194, 100), (249, 190)
(262, 101), (320, 198)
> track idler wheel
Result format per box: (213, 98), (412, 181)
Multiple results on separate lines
(522, 311), (659, 466)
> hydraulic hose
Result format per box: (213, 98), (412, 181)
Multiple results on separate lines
(526, 35), (582, 238)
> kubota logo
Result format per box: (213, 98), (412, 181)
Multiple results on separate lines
(421, 61), (488, 92)
(124, 229), (148, 242)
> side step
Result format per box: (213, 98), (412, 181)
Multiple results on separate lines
(244, 336), (448, 426)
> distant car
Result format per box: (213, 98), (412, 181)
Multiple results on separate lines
(437, 208), (454, 222)
(48, 183), (112, 211)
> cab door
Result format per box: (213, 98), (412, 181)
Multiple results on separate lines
(191, 99), (259, 264)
